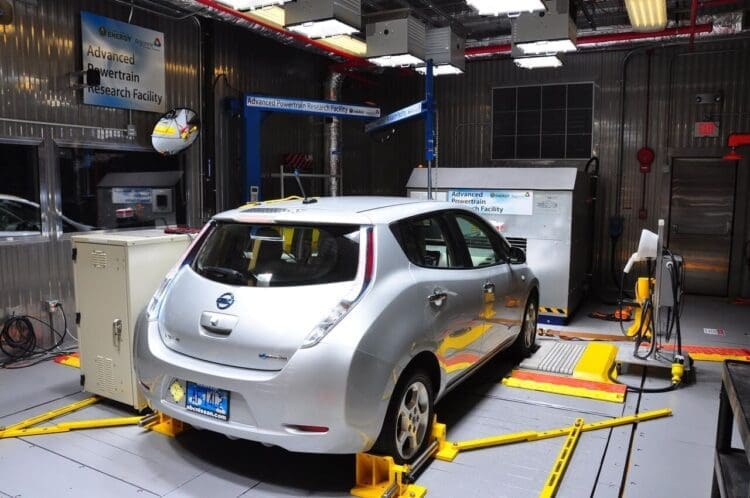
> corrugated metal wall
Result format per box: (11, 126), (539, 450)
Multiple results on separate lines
(212, 22), (328, 210)
(0, 0), (329, 355)
(354, 38), (750, 293)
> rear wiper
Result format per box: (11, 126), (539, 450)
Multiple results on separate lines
(201, 266), (246, 284)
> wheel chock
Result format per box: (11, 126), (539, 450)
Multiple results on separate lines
(350, 453), (427, 498)
(139, 412), (188, 437)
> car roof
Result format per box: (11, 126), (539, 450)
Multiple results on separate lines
(213, 196), (469, 225)
(0, 194), (38, 206)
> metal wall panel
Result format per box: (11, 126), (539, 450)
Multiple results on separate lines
(0, 0), (330, 357)
(212, 23), (328, 210)
(350, 39), (750, 294)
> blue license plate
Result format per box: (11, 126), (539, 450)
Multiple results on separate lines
(185, 382), (230, 421)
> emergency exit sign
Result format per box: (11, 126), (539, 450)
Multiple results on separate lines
(694, 121), (720, 138)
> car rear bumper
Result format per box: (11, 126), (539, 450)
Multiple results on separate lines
(133, 312), (387, 454)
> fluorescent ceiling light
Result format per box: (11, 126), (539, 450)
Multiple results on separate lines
(467, 0), (545, 16)
(516, 38), (576, 55)
(415, 64), (464, 76)
(245, 5), (285, 26)
(287, 19), (358, 39)
(368, 54), (425, 67)
(318, 35), (367, 56)
(217, 0), (291, 10)
(514, 55), (563, 69)
(624, 0), (668, 32)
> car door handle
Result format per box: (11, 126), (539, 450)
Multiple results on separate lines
(428, 291), (448, 307)
(483, 282), (496, 294)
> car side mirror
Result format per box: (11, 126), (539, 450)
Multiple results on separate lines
(508, 246), (526, 265)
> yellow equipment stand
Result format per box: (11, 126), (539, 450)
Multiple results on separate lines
(626, 277), (654, 337)
(0, 395), (187, 439)
(435, 408), (672, 462)
(539, 418), (584, 498)
(353, 409), (671, 497)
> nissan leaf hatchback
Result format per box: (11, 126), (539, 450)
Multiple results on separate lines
(134, 196), (539, 463)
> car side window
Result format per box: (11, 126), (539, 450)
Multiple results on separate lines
(454, 214), (506, 268)
(393, 215), (456, 268)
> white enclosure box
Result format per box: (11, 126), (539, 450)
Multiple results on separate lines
(407, 167), (593, 325)
(72, 230), (191, 409)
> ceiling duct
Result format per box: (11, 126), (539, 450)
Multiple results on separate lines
(366, 12), (426, 67)
(285, 0), (361, 39)
(512, 0), (577, 55)
(415, 27), (465, 75)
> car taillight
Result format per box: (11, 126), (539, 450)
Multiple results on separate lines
(147, 222), (213, 321)
(301, 226), (374, 349)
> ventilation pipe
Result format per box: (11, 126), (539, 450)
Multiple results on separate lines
(325, 72), (344, 197)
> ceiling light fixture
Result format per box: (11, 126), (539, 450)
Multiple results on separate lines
(217, 0), (291, 11)
(624, 0), (668, 32)
(318, 34), (367, 56)
(514, 55), (563, 69)
(415, 64), (464, 76)
(244, 5), (285, 25)
(516, 38), (576, 54)
(366, 13), (426, 68)
(369, 54), (425, 67)
(467, 0), (545, 16)
(285, 0), (361, 39)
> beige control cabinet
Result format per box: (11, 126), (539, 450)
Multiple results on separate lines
(72, 230), (191, 409)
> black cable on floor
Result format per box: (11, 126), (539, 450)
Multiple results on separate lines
(1, 305), (70, 368)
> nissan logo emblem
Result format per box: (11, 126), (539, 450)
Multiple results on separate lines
(216, 293), (235, 310)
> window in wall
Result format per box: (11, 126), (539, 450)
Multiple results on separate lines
(59, 148), (184, 231)
(0, 144), (41, 237)
(492, 83), (594, 160)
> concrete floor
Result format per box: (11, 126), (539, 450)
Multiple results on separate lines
(0, 295), (748, 497)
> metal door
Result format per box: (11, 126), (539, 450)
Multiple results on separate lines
(669, 158), (736, 296)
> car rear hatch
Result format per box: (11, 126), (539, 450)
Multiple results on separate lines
(158, 221), (364, 370)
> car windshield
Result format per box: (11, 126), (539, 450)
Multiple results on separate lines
(192, 222), (361, 287)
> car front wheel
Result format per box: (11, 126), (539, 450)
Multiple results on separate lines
(373, 369), (434, 464)
(513, 296), (538, 356)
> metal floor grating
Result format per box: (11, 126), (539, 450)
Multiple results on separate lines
(520, 341), (587, 375)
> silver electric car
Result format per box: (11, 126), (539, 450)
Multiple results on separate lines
(134, 197), (539, 463)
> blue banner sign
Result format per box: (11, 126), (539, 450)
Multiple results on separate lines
(365, 101), (426, 133)
(81, 12), (166, 112)
(449, 189), (534, 216)
(246, 95), (380, 119)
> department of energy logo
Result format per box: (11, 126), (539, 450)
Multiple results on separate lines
(97, 25), (132, 42)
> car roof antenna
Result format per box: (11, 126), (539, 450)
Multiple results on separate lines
(293, 169), (317, 204)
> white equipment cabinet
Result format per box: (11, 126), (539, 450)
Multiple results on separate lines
(72, 230), (191, 409)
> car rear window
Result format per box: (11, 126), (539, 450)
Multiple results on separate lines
(192, 222), (360, 287)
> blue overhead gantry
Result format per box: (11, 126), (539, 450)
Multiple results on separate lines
(242, 94), (380, 202)
(365, 61), (437, 198)
(242, 61), (436, 201)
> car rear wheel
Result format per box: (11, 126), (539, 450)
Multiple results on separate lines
(373, 369), (434, 464)
(513, 296), (538, 356)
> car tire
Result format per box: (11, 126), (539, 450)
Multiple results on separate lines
(512, 295), (538, 356)
(372, 369), (434, 464)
